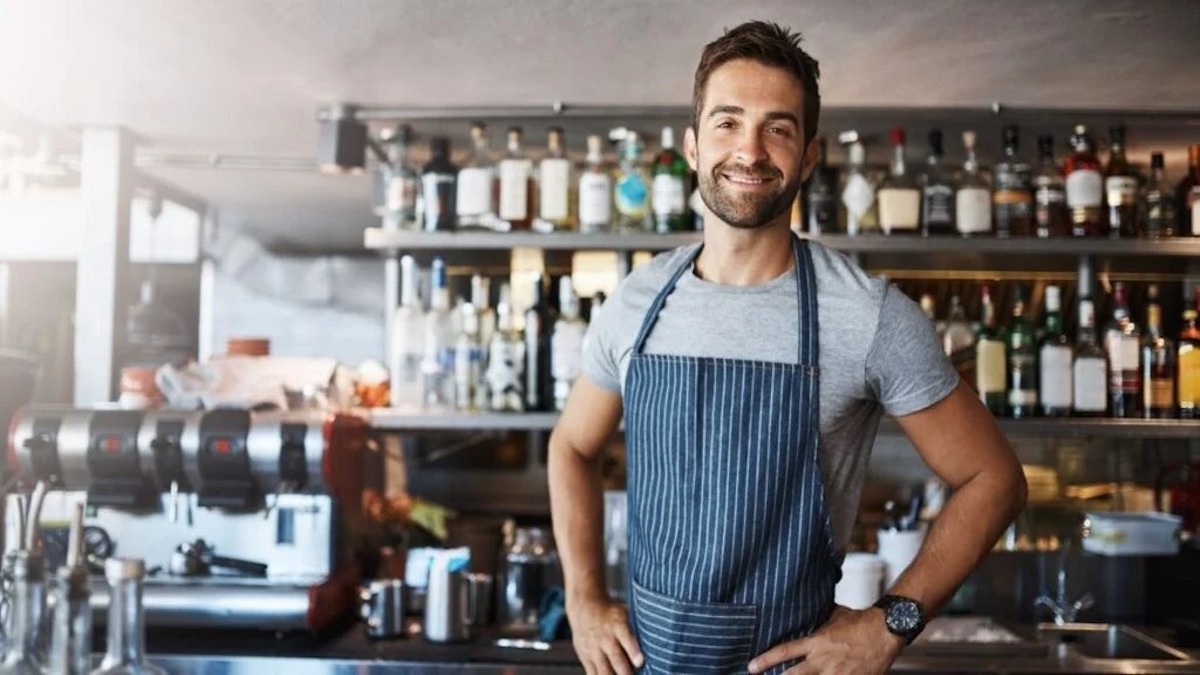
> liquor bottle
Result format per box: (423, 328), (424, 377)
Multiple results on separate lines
(975, 285), (1006, 415)
(1141, 285), (1176, 418)
(456, 122), (498, 230)
(920, 129), (956, 236)
(578, 134), (613, 234)
(92, 559), (167, 675)
(497, 127), (535, 230)
(1178, 303), (1200, 419)
(1073, 298), (1108, 417)
(421, 137), (457, 232)
(943, 294), (976, 383)
(652, 127), (691, 233)
(615, 132), (652, 232)
(524, 274), (554, 411)
(1064, 125), (1104, 237)
(471, 275), (495, 365)
(1103, 282), (1141, 417)
(955, 131), (992, 236)
(1039, 285), (1073, 417)
(376, 124), (420, 230)
(1141, 152), (1177, 239)
(1006, 286), (1038, 418)
(1033, 135), (1069, 238)
(422, 258), (455, 409)
(841, 139), (876, 236)
(536, 127), (575, 232)
(1104, 125), (1139, 238)
(806, 135), (839, 235)
(1177, 144), (1200, 236)
(487, 283), (525, 412)
(388, 255), (426, 410)
(992, 125), (1034, 237)
(454, 303), (483, 412)
(551, 276), (587, 412)
(878, 127), (921, 235)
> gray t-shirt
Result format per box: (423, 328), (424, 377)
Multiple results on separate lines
(583, 240), (959, 553)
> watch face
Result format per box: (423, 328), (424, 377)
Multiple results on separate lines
(886, 600), (922, 634)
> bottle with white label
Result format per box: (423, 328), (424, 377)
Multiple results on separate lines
(841, 139), (876, 236)
(1064, 125), (1104, 237)
(456, 122), (498, 230)
(652, 127), (691, 233)
(487, 283), (525, 412)
(975, 285), (1006, 415)
(454, 303), (483, 412)
(1038, 285), (1073, 417)
(388, 256), (426, 410)
(1104, 125), (1139, 238)
(470, 275), (495, 385)
(921, 129), (956, 236)
(498, 127), (535, 230)
(1103, 282), (1141, 418)
(579, 135), (613, 233)
(536, 127), (575, 232)
(877, 127), (921, 235)
(422, 258), (456, 409)
(1073, 298), (1108, 417)
(615, 132), (652, 232)
(955, 131), (992, 236)
(551, 276), (587, 412)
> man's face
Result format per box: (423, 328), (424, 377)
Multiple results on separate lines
(685, 59), (817, 230)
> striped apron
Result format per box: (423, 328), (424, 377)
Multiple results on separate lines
(624, 235), (839, 674)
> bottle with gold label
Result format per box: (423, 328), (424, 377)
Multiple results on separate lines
(1140, 284), (1176, 419)
(1104, 124), (1140, 238)
(1179, 307), (1200, 419)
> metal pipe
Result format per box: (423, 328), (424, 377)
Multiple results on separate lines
(25, 480), (48, 551)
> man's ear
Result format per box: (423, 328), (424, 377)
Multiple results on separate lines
(684, 126), (698, 172)
(799, 135), (820, 183)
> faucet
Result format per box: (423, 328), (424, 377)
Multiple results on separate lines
(1034, 540), (1094, 625)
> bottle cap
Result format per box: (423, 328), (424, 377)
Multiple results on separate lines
(105, 557), (146, 583)
(928, 129), (944, 155)
(1151, 152), (1164, 170)
(661, 127), (675, 150)
(889, 127), (905, 146)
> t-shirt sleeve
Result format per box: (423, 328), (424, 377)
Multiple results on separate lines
(865, 285), (960, 416)
(582, 285), (624, 393)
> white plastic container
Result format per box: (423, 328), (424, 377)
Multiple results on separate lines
(834, 553), (886, 609)
(1081, 512), (1182, 556)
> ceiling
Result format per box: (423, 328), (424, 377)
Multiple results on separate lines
(3, 0), (1199, 252)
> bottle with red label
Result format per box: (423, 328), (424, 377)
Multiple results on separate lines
(1063, 125), (1104, 237)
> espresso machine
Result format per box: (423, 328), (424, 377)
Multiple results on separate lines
(4, 406), (374, 631)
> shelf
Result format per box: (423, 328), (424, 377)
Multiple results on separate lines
(365, 409), (1200, 439)
(364, 229), (1200, 258)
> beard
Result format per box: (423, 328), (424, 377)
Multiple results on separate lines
(697, 158), (801, 230)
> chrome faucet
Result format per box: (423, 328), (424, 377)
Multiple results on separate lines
(1034, 540), (1094, 625)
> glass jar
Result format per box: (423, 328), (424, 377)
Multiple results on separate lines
(497, 527), (561, 636)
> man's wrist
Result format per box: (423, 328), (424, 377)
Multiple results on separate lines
(866, 607), (908, 653)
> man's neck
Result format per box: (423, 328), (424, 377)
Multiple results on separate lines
(694, 220), (794, 286)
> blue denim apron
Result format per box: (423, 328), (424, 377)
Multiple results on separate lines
(624, 235), (839, 674)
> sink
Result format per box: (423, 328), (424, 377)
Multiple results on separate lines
(1038, 623), (1194, 662)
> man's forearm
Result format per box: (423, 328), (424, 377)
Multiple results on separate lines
(889, 466), (1026, 614)
(548, 436), (608, 608)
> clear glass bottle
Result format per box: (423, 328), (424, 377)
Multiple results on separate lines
(456, 122), (498, 231)
(48, 504), (91, 675)
(614, 132), (652, 232)
(524, 274), (555, 412)
(421, 136), (457, 232)
(805, 135), (839, 235)
(536, 127), (575, 232)
(1104, 281), (1142, 418)
(471, 275), (495, 367)
(955, 131), (992, 236)
(975, 285), (1006, 415)
(388, 256), (425, 410)
(1039, 285), (1073, 417)
(421, 257), (455, 410)
(1073, 298), (1109, 417)
(943, 294), (976, 382)
(375, 124), (420, 230)
(1033, 135), (1070, 238)
(453, 303), (483, 412)
(652, 127), (691, 233)
(578, 135), (613, 234)
(1006, 286), (1038, 418)
(1141, 284), (1176, 419)
(92, 558), (165, 675)
(841, 139), (877, 236)
(487, 283), (525, 412)
(0, 551), (46, 675)
(1141, 152), (1177, 238)
(1064, 125), (1105, 238)
(498, 127), (535, 230)
(877, 127), (921, 235)
(992, 125), (1034, 237)
(1104, 124), (1140, 238)
(551, 276), (587, 411)
(920, 129), (956, 236)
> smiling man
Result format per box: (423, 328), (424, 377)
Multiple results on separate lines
(548, 21), (1026, 675)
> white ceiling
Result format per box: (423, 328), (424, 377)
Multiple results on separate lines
(2, 0), (1199, 251)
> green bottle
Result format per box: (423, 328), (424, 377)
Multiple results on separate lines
(652, 127), (691, 232)
(1006, 285), (1038, 418)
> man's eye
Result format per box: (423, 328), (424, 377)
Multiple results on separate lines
(715, 120), (736, 129)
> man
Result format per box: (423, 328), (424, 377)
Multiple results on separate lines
(548, 20), (1026, 675)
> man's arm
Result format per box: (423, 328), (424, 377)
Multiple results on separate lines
(749, 380), (1026, 674)
(548, 375), (644, 675)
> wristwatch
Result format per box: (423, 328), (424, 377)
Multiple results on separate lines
(874, 594), (925, 644)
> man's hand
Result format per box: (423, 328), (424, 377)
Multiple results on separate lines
(747, 606), (903, 674)
(569, 597), (645, 675)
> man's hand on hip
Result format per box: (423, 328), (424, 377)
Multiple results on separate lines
(569, 598), (644, 675)
(747, 605), (904, 675)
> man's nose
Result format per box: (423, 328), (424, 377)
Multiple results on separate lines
(733, 128), (769, 165)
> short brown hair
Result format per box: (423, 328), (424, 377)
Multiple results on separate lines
(692, 21), (821, 146)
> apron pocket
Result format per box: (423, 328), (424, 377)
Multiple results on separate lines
(631, 580), (759, 674)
